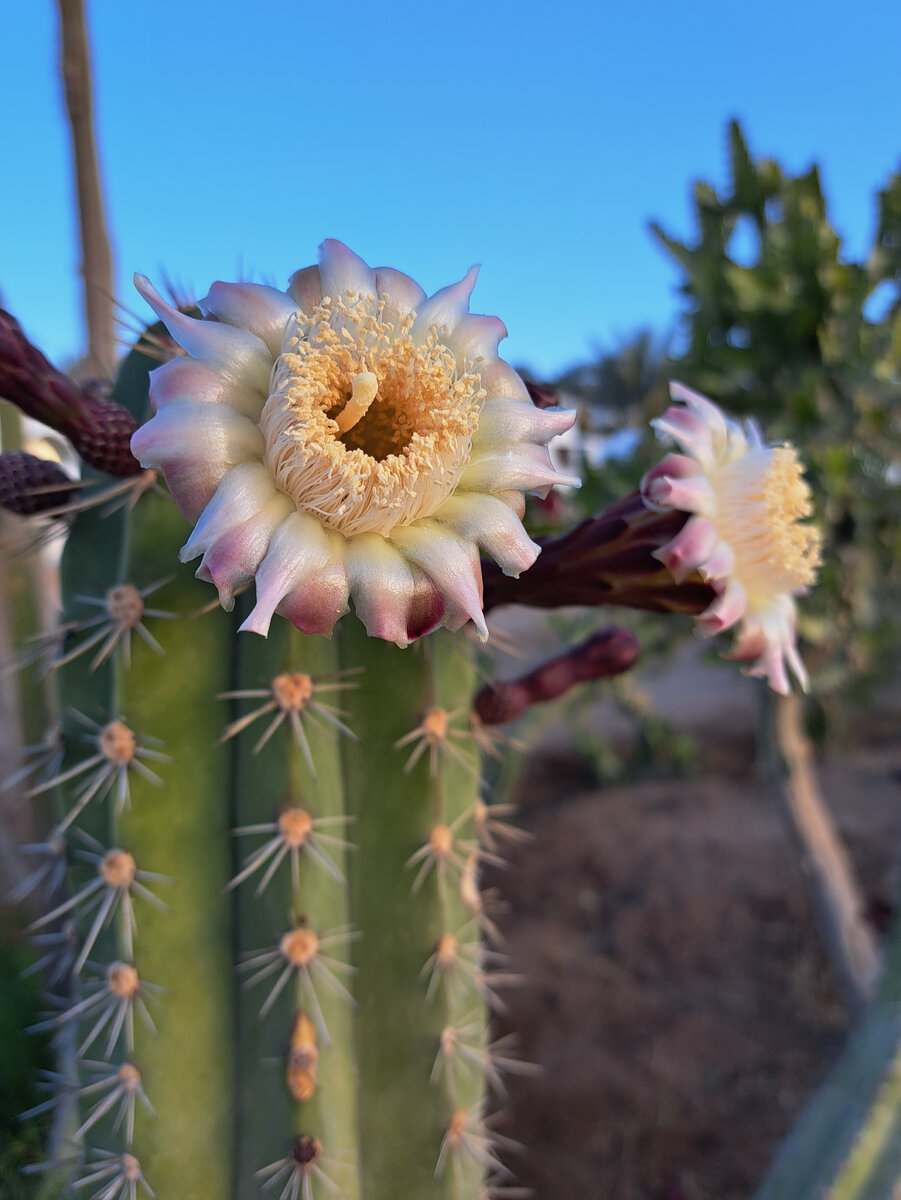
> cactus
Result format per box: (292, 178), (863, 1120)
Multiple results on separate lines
(1, 256), (824, 1198)
(6, 331), (513, 1199)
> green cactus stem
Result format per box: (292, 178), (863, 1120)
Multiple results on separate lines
(16, 331), (511, 1200)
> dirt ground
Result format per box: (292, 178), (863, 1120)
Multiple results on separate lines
(483, 665), (901, 1200)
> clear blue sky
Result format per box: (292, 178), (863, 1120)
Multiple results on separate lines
(4, 0), (900, 380)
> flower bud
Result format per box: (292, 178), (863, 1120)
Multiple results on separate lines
(482, 490), (716, 616)
(0, 310), (141, 477)
(0, 451), (77, 516)
(474, 627), (640, 725)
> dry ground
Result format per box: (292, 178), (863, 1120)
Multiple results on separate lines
(483, 656), (901, 1200)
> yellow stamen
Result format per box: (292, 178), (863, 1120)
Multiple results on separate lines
(716, 445), (821, 596)
(261, 295), (484, 537)
(764, 447), (822, 585)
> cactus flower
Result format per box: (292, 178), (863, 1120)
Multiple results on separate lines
(641, 382), (822, 693)
(131, 240), (577, 646)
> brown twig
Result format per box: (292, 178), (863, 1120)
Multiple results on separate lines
(760, 688), (881, 1016)
(57, 0), (116, 381)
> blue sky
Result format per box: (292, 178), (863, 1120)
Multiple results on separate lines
(4, 1), (900, 379)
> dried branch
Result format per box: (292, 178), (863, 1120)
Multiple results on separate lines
(57, 0), (116, 381)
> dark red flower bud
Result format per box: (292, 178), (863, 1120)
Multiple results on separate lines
(524, 379), (559, 409)
(482, 490), (717, 617)
(0, 451), (77, 516)
(0, 309), (141, 477)
(67, 388), (142, 476)
(474, 627), (640, 725)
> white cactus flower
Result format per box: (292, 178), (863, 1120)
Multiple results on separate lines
(641, 382), (821, 694)
(132, 241), (577, 645)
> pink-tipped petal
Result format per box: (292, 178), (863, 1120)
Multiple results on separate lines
(319, 239), (376, 300)
(747, 641), (791, 696)
(722, 623), (769, 663)
(276, 536), (350, 636)
(180, 462), (282, 562)
(374, 267), (427, 323)
(148, 356), (265, 420)
(239, 512), (332, 636)
(699, 541), (735, 579)
(287, 265), (323, 312)
(131, 401), (265, 522)
(669, 381), (730, 447)
(390, 522), (487, 640)
(134, 274), (271, 393)
(653, 516), (721, 583)
(406, 569), (445, 641)
(651, 406), (717, 465)
(479, 358), (532, 404)
(446, 314), (507, 364)
(641, 453), (700, 496)
(200, 494), (295, 610)
(434, 493), (540, 578)
(493, 489), (527, 518)
(642, 468), (715, 516)
(345, 534), (417, 647)
(474, 396), (577, 449)
(202, 282), (297, 358)
(411, 266), (480, 342)
(696, 580), (747, 636)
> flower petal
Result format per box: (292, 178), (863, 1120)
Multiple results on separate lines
(319, 239), (376, 300)
(374, 267), (426, 324)
(696, 579), (747, 636)
(148, 356), (265, 420)
(474, 396), (576, 450)
(287, 265), (323, 311)
(390, 522), (487, 640)
(435, 493), (540, 577)
(446, 314), (507, 364)
(200, 493), (295, 610)
(479, 358), (532, 404)
(345, 534), (418, 647)
(201, 282), (297, 358)
(239, 512), (332, 636)
(669, 381), (730, 448)
(179, 462), (282, 562)
(275, 536), (350, 637)
(460, 444), (580, 494)
(131, 401), (264, 522)
(641, 454), (714, 516)
(406, 569), (445, 642)
(411, 266), (479, 341)
(652, 516), (720, 582)
(134, 274), (272, 394)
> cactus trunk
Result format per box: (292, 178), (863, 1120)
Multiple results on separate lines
(27, 336), (496, 1199)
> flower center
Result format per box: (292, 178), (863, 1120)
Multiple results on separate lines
(260, 294), (484, 538)
(716, 446), (821, 596)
